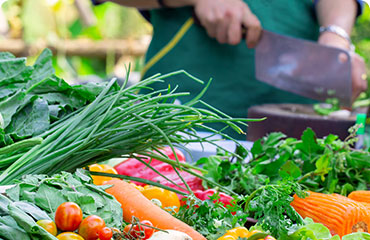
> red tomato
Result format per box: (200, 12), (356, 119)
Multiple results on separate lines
(132, 220), (155, 239)
(36, 219), (57, 236)
(56, 232), (84, 240)
(78, 215), (106, 240)
(98, 227), (113, 240)
(55, 202), (83, 231)
(123, 224), (137, 239)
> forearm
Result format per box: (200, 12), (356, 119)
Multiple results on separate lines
(104, 0), (195, 9)
(316, 0), (358, 49)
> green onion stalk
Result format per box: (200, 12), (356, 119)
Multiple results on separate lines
(0, 70), (261, 186)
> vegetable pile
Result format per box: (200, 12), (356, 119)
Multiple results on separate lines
(5, 169), (122, 228)
(0, 49), (104, 147)
(0, 49), (369, 240)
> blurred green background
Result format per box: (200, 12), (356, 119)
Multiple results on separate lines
(0, 0), (369, 88)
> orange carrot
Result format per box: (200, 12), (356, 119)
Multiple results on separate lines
(291, 191), (370, 237)
(104, 179), (206, 240)
(348, 191), (370, 203)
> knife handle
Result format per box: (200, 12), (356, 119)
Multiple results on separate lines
(192, 12), (247, 39)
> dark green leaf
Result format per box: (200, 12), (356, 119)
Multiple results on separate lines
(0, 91), (31, 128)
(28, 49), (54, 86)
(5, 98), (50, 138)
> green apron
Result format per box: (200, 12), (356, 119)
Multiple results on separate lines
(144, 0), (319, 139)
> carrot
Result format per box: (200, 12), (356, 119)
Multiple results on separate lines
(348, 191), (370, 203)
(291, 191), (370, 237)
(104, 179), (206, 240)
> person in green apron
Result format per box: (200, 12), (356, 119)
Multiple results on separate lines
(95, 0), (367, 139)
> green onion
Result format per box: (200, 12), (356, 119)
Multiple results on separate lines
(0, 71), (260, 185)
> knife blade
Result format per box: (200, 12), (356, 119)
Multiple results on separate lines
(255, 30), (352, 106)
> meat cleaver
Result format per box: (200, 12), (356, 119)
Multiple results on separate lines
(255, 30), (352, 106)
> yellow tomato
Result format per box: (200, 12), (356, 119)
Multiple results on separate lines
(226, 227), (249, 238)
(217, 236), (236, 240)
(141, 186), (181, 212)
(56, 232), (84, 240)
(89, 164), (118, 185)
(36, 219), (57, 236)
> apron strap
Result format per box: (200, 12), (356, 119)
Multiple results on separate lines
(141, 17), (194, 77)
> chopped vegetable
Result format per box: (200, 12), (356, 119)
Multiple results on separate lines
(291, 191), (370, 237)
(104, 179), (207, 240)
(348, 191), (370, 203)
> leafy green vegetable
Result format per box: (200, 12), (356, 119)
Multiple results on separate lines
(245, 180), (305, 237)
(176, 193), (248, 239)
(0, 49), (106, 148)
(0, 70), (252, 184)
(197, 127), (369, 238)
(0, 194), (56, 240)
(313, 98), (340, 116)
(6, 169), (123, 228)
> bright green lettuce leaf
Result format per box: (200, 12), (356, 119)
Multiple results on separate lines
(342, 233), (370, 240)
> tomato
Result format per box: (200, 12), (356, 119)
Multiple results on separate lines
(132, 220), (155, 239)
(78, 215), (106, 240)
(56, 232), (84, 240)
(98, 227), (113, 240)
(89, 164), (118, 185)
(36, 219), (57, 236)
(55, 202), (83, 231)
(141, 186), (180, 212)
(123, 224), (138, 239)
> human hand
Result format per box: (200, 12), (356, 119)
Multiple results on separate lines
(193, 0), (262, 47)
(318, 32), (368, 102)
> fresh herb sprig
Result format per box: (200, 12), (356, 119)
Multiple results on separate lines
(175, 194), (248, 239)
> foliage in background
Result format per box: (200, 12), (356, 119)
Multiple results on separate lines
(353, 4), (370, 101)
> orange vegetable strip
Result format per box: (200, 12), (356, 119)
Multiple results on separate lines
(104, 179), (206, 240)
